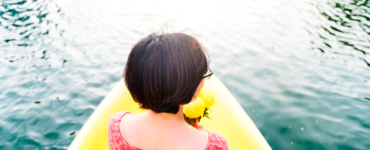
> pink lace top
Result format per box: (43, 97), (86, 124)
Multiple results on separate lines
(108, 111), (229, 150)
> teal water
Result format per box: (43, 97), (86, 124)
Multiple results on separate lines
(1, 0), (370, 149)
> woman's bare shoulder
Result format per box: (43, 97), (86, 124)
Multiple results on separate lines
(205, 130), (229, 150)
(109, 111), (131, 121)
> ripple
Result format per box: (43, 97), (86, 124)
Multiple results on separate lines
(311, 0), (370, 67)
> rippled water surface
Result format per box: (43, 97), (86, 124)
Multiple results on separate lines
(1, 0), (370, 149)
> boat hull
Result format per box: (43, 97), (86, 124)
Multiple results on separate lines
(69, 75), (271, 150)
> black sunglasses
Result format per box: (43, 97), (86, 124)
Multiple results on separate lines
(203, 68), (213, 80)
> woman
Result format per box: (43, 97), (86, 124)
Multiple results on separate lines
(108, 32), (228, 150)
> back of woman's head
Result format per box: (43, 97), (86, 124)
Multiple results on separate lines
(124, 32), (209, 114)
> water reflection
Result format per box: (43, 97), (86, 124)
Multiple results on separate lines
(311, 0), (370, 67)
(0, 0), (65, 64)
(0, 0), (69, 149)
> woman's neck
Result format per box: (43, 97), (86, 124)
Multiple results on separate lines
(145, 105), (186, 124)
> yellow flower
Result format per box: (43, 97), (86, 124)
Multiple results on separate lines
(199, 89), (215, 108)
(184, 97), (205, 118)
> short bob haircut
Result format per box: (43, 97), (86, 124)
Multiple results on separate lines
(123, 32), (210, 114)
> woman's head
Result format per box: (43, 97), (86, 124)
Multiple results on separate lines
(124, 32), (210, 114)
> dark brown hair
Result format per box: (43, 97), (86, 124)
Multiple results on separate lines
(123, 32), (209, 114)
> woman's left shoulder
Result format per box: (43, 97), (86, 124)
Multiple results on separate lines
(107, 111), (133, 150)
(206, 130), (229, 150)
(108, 111), (132, 130)
(109, 111), (131, 121)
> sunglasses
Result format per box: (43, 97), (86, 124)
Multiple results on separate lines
(203, 68), (213, 80)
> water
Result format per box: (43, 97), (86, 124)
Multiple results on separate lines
(1, 0), (369, 149)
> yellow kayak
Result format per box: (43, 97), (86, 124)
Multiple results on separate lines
(68, 75), (271, 150)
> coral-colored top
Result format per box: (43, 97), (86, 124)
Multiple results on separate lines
(108, 111), (229, 150)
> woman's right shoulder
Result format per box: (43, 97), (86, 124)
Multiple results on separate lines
(192, 124), (228, 150)
(206, 130), (229, 150)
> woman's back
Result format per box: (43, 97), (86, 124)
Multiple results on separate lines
(108, 33), (228, 150)
(108, 111), (228, 150)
